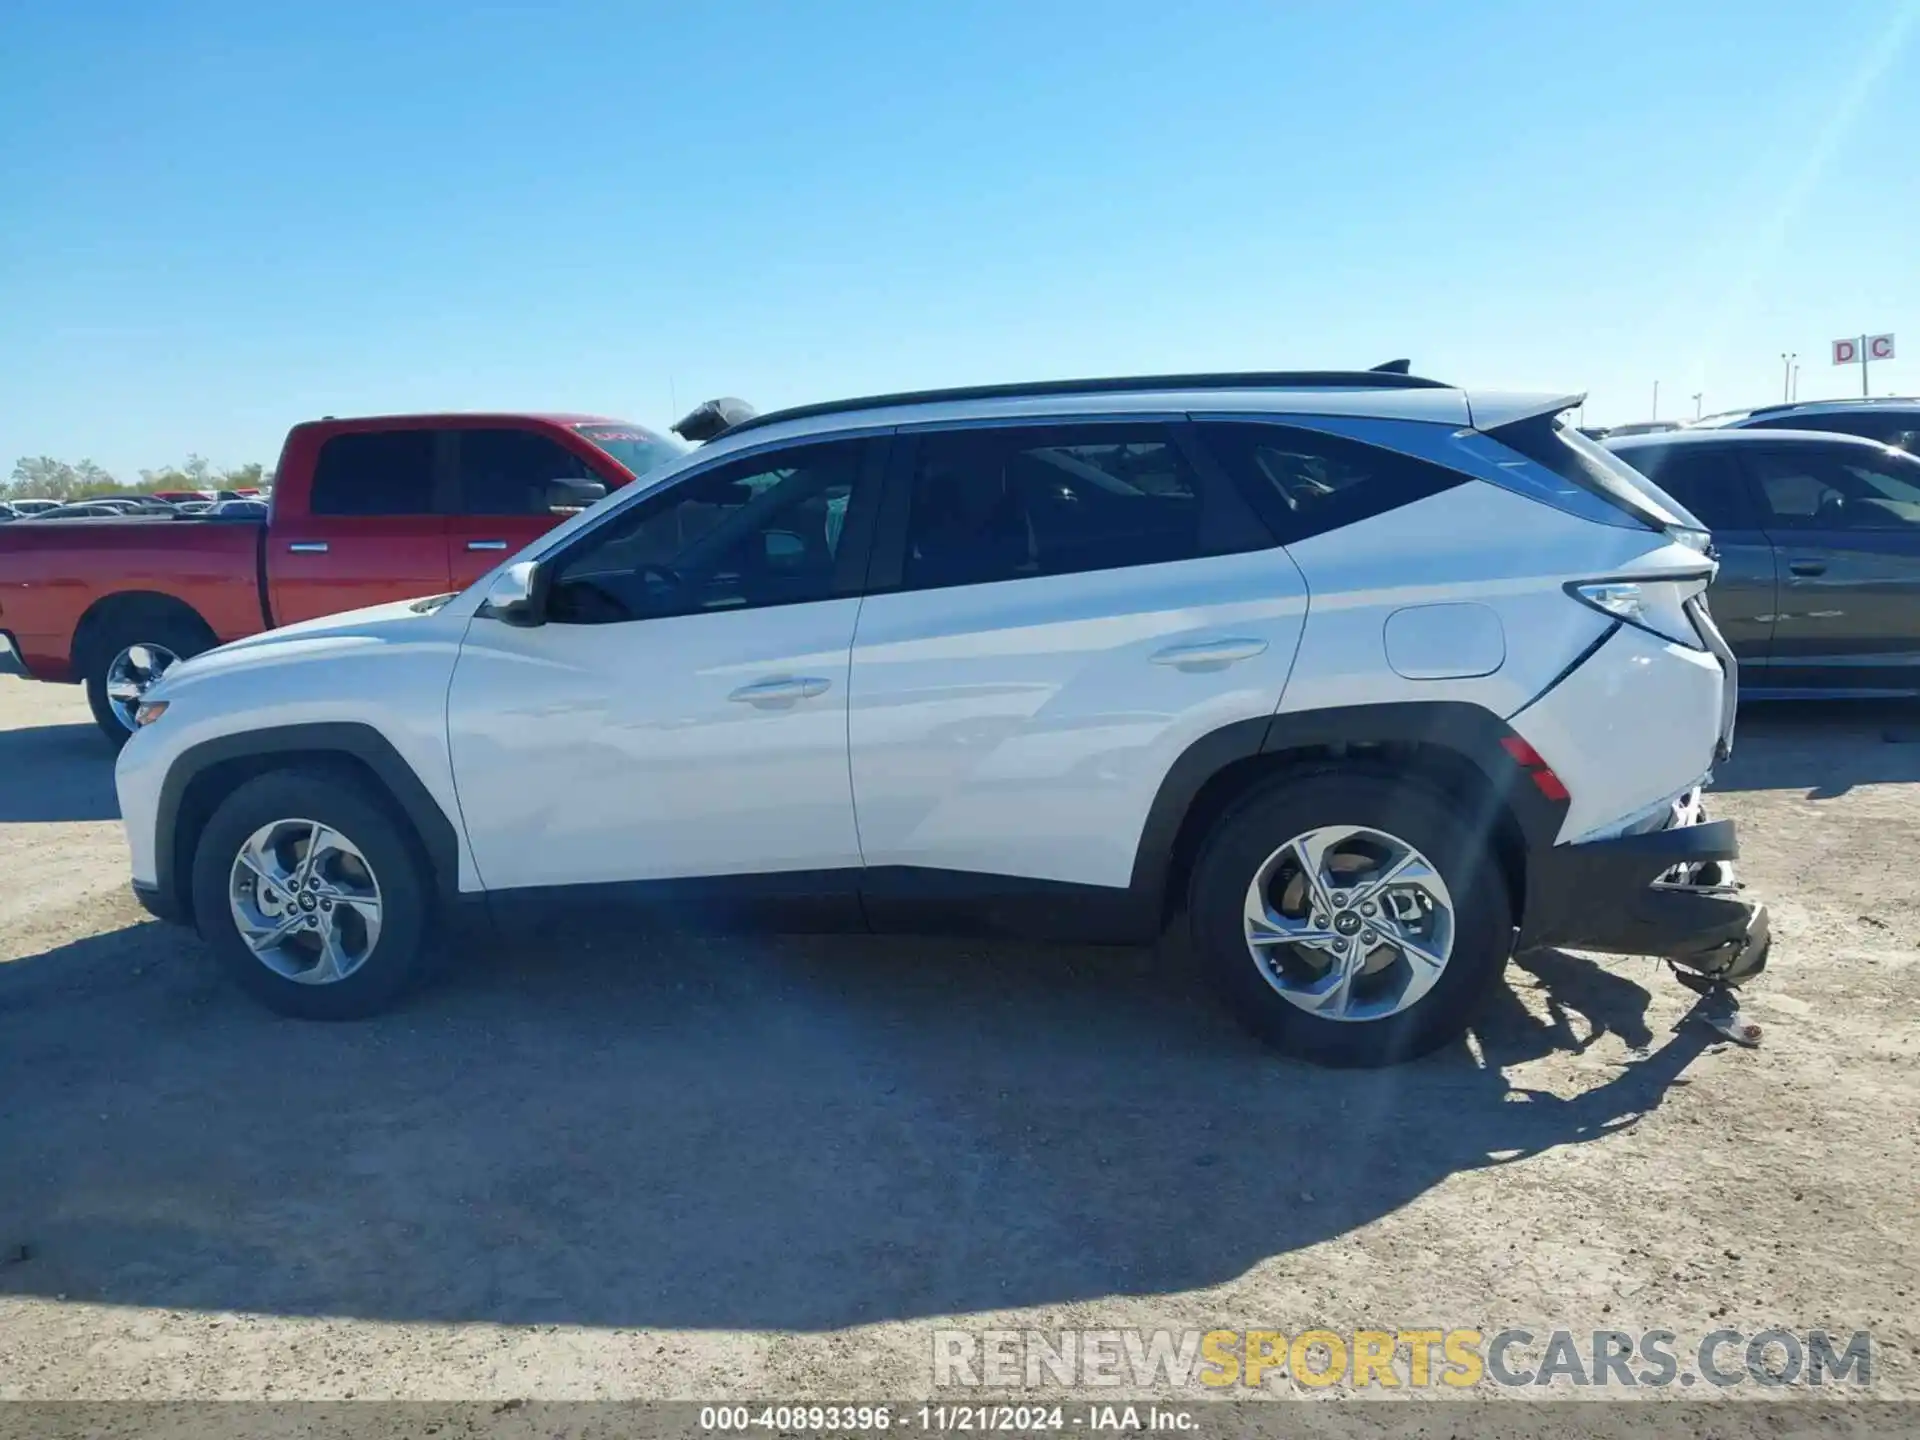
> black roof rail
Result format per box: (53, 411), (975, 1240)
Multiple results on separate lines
(717, 369), (1452, 440)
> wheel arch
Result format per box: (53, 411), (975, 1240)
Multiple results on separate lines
(71, 590), (217, 672)
(154, 723), (462, 927)
(1133, 702), (1567, 931)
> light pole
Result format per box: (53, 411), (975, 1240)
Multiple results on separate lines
(1790, 363), (1800, 402)
(1780, 352), (1796, 402)
(1691, 392), (1703, 421)
(1652, 380), (1660, 421)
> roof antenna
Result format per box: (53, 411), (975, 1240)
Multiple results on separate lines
(1370, 358), (1412, 374)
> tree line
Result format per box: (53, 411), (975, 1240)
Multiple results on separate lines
(5, 455), (273, 503)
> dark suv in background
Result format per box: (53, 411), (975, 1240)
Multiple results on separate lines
(1607, 427), (1920, 697)
(1695, 398), (1920, 453)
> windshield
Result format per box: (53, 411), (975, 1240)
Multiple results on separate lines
(573, 422), (687, 480)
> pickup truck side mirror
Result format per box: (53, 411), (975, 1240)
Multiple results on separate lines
(546, 477), (606, 514)
(479, 560), (548, 627)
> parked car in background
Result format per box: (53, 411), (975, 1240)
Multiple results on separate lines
(115, 369), (1764, 1064)
(0, 502), (19, 522)
(206, 498), (270, 519)
(1694, 398), (1920, 453)
(6, 498), (61, 516)
(0, 412), (685, 743)
(1607, 427), (1920, 697)
(173, 501), (213, 515)
(151, 490), (215, 505)
(25, 500), (161, 520)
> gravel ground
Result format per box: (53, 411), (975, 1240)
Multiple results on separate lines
(1, 673), (1916, 1412)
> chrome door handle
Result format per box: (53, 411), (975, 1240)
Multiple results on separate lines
(288, 541), (329, 554)
(1788, 559), (1826, 577)
(728, 676), (831, 708)
(466, 539), (508, 552)
(1149, 638), (1268, 671)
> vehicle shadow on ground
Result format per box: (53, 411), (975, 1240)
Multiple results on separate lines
(0, 721), (118, 822)
(0, 918), (1717, 1331)
(1719, 700), (1920, 796)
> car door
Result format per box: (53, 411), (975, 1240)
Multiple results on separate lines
(443, 424), (617, 592)
(1737, 441), (1920, 693)
(846, 418), (1306, 922)
(445, 434), (886, 911)
(268, 427), (452, 626)
(1614, 443), (1778, 672)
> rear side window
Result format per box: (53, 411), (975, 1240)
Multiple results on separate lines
(453, 428), (595, 515)
(1195, 421), (1469, 544)
(1607, 446), (1738, 529)
(898, 424), (1260, 591)
(310, 430), (437, 516)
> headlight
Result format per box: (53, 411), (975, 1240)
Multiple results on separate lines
(1568, 576), (1710, 650)
(133, 700), (169, 727)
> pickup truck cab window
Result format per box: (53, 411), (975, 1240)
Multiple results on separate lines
(451, 428), (597, 517)
(310, 431), (437, 516)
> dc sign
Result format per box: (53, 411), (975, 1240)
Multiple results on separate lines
(1832, 333), (1895, 395)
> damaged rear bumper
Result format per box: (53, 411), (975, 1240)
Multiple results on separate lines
(1519, 811), (1770, 986)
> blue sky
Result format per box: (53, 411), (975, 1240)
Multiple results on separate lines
(2, 0), (1916, 477)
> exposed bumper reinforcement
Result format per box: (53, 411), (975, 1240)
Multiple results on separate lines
(1519, 818), (1771, 985)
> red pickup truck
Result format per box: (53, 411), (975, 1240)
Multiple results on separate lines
(0, 412), (683, 742)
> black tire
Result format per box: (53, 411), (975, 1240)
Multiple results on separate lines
(82, 610), (215, 749)
(1188, 767), (1513, 1067)
(191, 767), (434, 1020)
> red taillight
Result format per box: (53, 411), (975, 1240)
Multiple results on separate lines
(1528, 768), (1571, 802)
(1501, 735), (1570, 802)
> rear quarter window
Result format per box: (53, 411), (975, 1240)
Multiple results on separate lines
(1193, 422), (1469, 544)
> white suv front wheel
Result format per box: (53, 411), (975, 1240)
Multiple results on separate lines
(1190, 769), (1512, 1066)
(191, 768), (434, 1019)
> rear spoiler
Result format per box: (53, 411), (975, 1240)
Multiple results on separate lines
(1466, 392), (1586, 431)
(671, 396), (758, 443)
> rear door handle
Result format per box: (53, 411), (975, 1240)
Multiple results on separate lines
(288, 541), (329, 554)
(465, 539), (508, 552)
(728, 676), (831, 708)
(1149, 638), (1268, 671)
(1788, 559), (1827, 577)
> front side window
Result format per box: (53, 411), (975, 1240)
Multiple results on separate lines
(310, 430), (436, 516)
(900, 425), (1222, 591)
(1748, 447), (1920, 531)
(546, 440), (867, 624)
(454, 428), (595, 516)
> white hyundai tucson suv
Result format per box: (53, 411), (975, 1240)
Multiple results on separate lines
(115, 371), (1769, 1066)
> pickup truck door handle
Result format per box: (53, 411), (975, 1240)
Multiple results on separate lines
(1788, 559), (1827, 577)
(287, 541), (329, 554)
(727, 676), (831, 709)
(465, 539), (508, 552)
(1149, 638), (1269, 671)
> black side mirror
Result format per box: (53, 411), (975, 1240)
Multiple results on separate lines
(546, 477), (607, 514)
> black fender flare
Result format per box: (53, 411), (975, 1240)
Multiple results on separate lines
(1127, 701), (1568, 918)
(151, 722), (462, 924)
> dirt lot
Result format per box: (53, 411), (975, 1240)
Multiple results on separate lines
(1, 672), (1917, 1407)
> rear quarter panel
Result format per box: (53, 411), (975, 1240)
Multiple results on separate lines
(0, 520), (264, 680)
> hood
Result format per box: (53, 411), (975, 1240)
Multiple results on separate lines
(158, 594), (461, 689)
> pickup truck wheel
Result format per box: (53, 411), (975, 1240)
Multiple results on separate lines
(1188, 769), (1513, 1067)
(83, 615), (213, 748)
(191, 769), (433, 1020)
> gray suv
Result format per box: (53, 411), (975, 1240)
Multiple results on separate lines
(1607, 427), (1920, 696)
